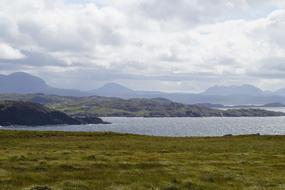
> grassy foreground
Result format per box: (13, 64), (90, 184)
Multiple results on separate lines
(0, 131), (285, 190)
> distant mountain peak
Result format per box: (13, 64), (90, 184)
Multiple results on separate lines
(8, 72), (46, 83)
(93, 83), (134, 94)
(202, 84), (265, 96)
(0, 72), (91, 96)
(0, 72), (48, 94)
(9, 72), (33, 76)
(101, 82), (132, 89)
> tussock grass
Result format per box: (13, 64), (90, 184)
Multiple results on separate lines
(0, 130), (285, 190)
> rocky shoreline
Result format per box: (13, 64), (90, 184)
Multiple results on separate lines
(0, 101), (107, 126)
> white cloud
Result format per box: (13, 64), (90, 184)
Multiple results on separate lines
(0, 43), (26, 60)
(0, 0), (285, 91)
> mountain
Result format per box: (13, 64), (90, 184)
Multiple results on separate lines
(0, 101), (105, 126)
(2, 72), (285, 105)
(0, 72), (49, 93)
(201, 84), (265, 96)
(91, 83), (135, 97)
(0, 72), (89, 97)
(90, 83), (285, 105)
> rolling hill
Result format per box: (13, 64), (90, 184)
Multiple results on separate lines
(0, 93), (284, 118)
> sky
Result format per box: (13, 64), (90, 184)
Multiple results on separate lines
(1, 0), (285, 92)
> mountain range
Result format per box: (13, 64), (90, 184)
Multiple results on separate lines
(2, 72), (285, 105)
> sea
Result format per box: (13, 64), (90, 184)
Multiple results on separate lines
(1, 107), (285, 137)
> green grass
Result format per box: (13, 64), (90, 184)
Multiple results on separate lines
(0, 130), (285, 190)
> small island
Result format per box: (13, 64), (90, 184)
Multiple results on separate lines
(0, 101), (106, 126)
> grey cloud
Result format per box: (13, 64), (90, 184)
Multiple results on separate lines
(0, 16), (18, 43)
(248, 10), (285, 49)
(159, 51), (183, 62)
(98, 26), (124, 46)
(18, 20), (89, 52)
(247, 57), (285, 79)
(47, 66), (249, 82)
(1, 0), (285, 92)
(0, 51), (67, 67)
(262, 57), (285, 71)
(139, 0), (276, 27)
(0, 62), (27, 71)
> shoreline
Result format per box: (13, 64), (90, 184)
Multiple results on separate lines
(0, 129), (283, 138)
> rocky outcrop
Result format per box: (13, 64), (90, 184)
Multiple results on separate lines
(0, 101), (106, 126)
(74, 116), (110, 124)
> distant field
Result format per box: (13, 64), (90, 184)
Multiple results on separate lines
(0, 131), (285, 190)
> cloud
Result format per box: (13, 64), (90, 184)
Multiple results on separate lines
(0, 43), (26, 60)
(253, 10), (285, 47)
(0, 0), (285, 91)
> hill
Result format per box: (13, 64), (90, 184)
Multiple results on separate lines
(0, 101), (105, 126)
(0, 94), (284, 117)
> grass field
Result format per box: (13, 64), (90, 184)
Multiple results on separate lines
(0, 130), (285, 190)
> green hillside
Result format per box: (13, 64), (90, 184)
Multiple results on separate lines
(0, 94), (284, 117)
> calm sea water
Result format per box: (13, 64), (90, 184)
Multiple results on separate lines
(219, 107), (285, 113)
(1, 116), (285, 137)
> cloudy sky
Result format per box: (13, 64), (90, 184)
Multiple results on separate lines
(1, 0), (285, 92)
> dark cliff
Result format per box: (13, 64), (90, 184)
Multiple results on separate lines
(0, 101), (104, 126)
